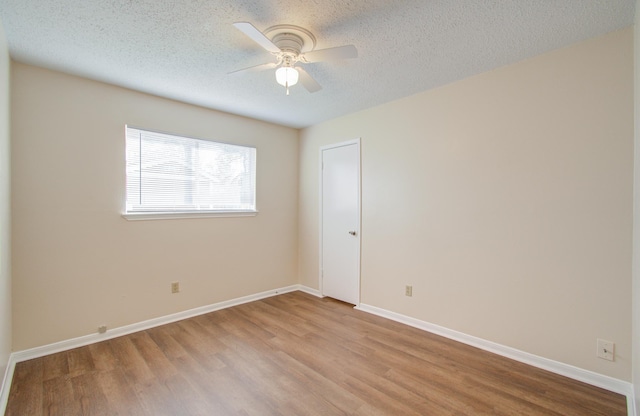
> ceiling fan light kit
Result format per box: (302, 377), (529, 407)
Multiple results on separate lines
(231, 22), (358, 95)
(275, 66), (298, 95)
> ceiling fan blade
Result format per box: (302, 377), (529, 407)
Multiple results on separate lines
(228, 62), (277, 75)
(296, 67), (322, 93)
(233, 22), (281, 53)
(302, 45), (358, 63)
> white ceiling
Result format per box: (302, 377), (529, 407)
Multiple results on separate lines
(0, 1), (635, 128)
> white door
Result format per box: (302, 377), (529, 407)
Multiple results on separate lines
(321, 140), (360, 305)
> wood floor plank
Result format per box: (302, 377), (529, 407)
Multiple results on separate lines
(163, 355), (235, 415)
(269, 349), (366, 414)
(355, 333), (509, 412)
(5, 291), (628, 415)
(131, 378), (184, 416)
(42, 375), (82, 416)
(112, 335), (161, 384)
(94, 369), (147, 416)
(145, 325), (190, 361)
(70, 373), (111, 416)
(164, 320), (227, 372)
(87, 340), (119, 372)
(67, 347), (96, 378)
(41, 352), (68, 382)
(161, 373), (220, 416)
(5, 358), (43, 416)
(128, 331), (179, 382)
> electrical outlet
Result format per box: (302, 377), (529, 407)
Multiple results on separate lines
(405, 285), (413, 297)
(97, 325), (107, 334)
(596, 339), (614, 361)
(171, 281), (180, 294)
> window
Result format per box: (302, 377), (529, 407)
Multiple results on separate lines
(125, 126), (256, 219)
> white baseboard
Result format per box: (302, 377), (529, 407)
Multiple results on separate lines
(297, 285), (322, 298)
(0, 355), (16, 416)
(355, 303), (635, 415)
(629, 391), (638, 416)
(1, 287), (634, 416)
(11, 284), (306, 364)
(0, 284), (311, 414)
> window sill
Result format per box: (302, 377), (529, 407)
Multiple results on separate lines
(122, 210), (258, 221)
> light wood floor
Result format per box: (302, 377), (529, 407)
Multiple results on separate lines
(6, 291), (627, 415)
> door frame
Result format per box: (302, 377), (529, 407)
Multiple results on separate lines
(319, 138), (362, 305)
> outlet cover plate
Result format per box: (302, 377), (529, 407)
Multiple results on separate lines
(596, 338), (614, 361)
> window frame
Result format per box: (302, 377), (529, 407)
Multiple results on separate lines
(122, 126), (258, 221)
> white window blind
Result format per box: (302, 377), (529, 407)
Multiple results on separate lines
(125, 127), (256, 215)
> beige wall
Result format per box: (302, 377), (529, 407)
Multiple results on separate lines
(10, 63), (299, 350)
(300, 28), (634, 381)
(0, 18), (11, 382)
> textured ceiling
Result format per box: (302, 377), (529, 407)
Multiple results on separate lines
(0, 0), (635, 128)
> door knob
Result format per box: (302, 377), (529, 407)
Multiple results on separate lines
(348, 231), (357, 236)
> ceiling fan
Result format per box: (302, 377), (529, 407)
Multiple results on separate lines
(230, 22), (358, 95)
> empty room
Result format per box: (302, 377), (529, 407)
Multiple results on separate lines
(0, 0), (639, 415)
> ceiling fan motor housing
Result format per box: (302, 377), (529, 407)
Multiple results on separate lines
(272, 33), (304, 55)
